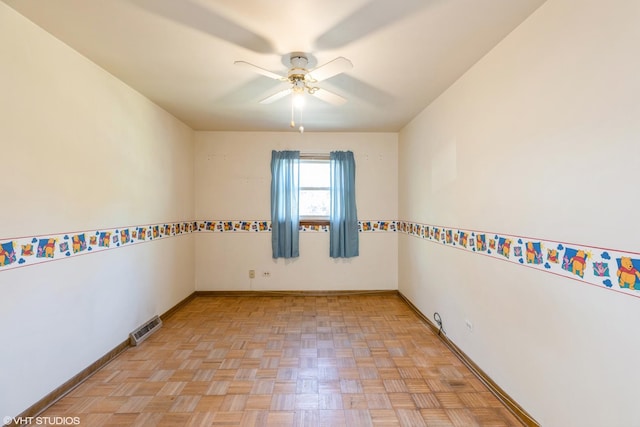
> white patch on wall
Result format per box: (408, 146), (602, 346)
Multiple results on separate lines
(430, 140), (457, 193)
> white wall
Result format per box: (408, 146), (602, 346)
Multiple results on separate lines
(0, 4), (195, 418)
(398, 0), (640, 426)
(195, 132), (398, 291)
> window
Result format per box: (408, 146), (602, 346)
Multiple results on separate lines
(271, 150), (358, 258)
(299, 157), (330, 224)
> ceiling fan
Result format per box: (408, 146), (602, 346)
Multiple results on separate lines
(234, 52), (353, 106)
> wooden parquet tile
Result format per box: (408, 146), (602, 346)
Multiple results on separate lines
(36, 294), (524, 426)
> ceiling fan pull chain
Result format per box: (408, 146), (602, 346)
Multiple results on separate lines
(299, 106), (304, 133)
(290, 98), (295, 128)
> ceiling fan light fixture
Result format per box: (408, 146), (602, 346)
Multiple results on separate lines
(293, 92), (305, 109)
(292, 78), (306, 93)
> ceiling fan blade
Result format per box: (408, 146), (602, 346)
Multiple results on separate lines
(234, 61), (286, 81)
(312, 88), (348, 105)
(260, 88), (292, 104)
(132, 0), (274, 54)
(307, 57), (353, 83)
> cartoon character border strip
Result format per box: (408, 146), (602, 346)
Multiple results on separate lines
(0, 220), (397, 272)
(0, 221), (198, 272)
(6, 217), (635, 295)
(196, 220), (397, 233)
(398, 221), (640, 298)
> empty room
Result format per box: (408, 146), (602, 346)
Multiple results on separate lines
(1, 0), (638, 426)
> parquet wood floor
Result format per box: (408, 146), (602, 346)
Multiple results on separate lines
(38, 294), (524, 426)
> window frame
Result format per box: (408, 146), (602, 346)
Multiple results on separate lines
(299, 154), (330, 226)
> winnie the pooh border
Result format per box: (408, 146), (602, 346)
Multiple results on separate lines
(7, 218), (637, 297)
(0, 221), (198, 272)
(195, 220), (397, 233)
(0, 220), (397, 272)
(399, 221), (640, 299)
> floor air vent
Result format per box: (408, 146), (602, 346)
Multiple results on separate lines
(130, 315), (162, 346)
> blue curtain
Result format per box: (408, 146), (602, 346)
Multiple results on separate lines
(330, 151), (359, 258)
(271, 150), (300, 258)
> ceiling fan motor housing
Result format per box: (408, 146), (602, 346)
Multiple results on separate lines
(288, 54), (317, 94)
(289, 54), (308, 69)
(288, 55), (309, 82)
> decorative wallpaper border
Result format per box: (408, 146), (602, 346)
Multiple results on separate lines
(0, 221), (198, 272)
(0, 220), (396, 272)
(399, 220), (640, 299)
(195, 220), (398, 233)
(3, 218), (637, 300)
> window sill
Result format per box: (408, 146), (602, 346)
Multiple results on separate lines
(300, 219), (329, 227)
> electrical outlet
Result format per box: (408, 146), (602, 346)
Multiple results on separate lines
(465, 319), (473, 332)
(262, 272), (271, 278)
(249, 270), (255, 279)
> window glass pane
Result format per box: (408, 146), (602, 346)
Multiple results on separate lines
(300, 189), (330, 217)
(300, 161), (330, 188)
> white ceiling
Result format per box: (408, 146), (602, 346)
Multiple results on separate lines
(3, 0), (546, 132)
